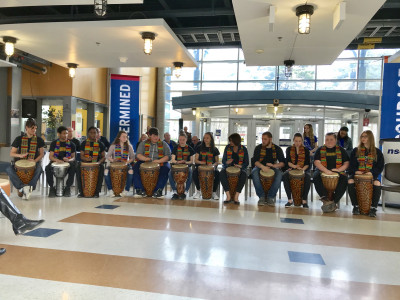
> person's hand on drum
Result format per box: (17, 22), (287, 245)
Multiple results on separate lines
(109, 158), (114, 163)
(62, 157), (70, 162)
(325, 170), (335, 175)
(178, 160), (185, 164)
(199, 161), (206, 165)
(27, 158), (35, 162)
(355, 171), (363, 175)
(365, 171), (372, 176)
(266, 163), (274, 168)
(19, 153), (28, 159)
(226, 159), (233, 165)
(261, 165), (270, 172)
(234, 164), (241, 168)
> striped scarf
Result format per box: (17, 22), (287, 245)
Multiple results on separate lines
(54, 140), (71, 159)
(144, 139), (164, 166)
(115, 144), (128, 162)
(201, 148), (214, 165)
(84, 140), (100, 162)
(259, 144), (277, 163)
(227, 145), (244, 165)
(290, 145), (305, 168)
(21, 135), (37, 160)
(176, 145), (190, 161)
(357, 147), (374, 172)
(320, 146), (343, 172)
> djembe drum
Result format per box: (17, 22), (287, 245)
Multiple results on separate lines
(171, 164), (189, 196)
(226, 166), (241, 199)
(354, 173), (373, 215)
(140, 162), (160, 197)
(52, 162), (70, 197)
(80, 162), (100, 197)
(198, 165), (214, 199)
(260, 169), (275, 196)
(15, 160), (36, 185)
(110, 162), (128, 196)
(321, 172), (339, 202)
(289, 169), (305, 206)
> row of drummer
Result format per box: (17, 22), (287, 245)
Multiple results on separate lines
(7, 119), (384, 217)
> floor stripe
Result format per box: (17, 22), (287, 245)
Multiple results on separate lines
(60, 212), (400, 252)
(0, 244), (399, 300)
(115, 197), (400, 222)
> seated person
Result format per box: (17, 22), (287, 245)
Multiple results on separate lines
(77, 127), (106, 198)
(45, 126), (76, 197)
(251, 131), (285, 206)
(313, 132), (349, 212)
(133, 127), (171, 198)
(104, 130), (135, 197)
(169, 132), (195, 200)
(192, 132), (220, 200)
(282, 133), (311, 208)
(67, 127), (81, 152)
(6, 118), (45, 200)
(220, 133), (249, 205)
(348, 130), (384, 217)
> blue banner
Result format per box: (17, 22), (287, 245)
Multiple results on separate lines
(381, 63), (400, 139)
(110, 74), (140, 146)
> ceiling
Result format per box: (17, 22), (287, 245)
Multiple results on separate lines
(0, 0), (399, 69)
(0, 0), (143, 7)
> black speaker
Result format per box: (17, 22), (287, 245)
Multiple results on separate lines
(22, 99), (37, 118)
(179, 118), (183, 132)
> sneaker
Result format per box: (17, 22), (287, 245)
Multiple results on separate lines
(63, 186), (71, 197)
(193, 190), (201, 199)
(108, 190), (116, 197)
(152, 188), (163, 198)
(352, 206), (360, 215)
(302, 203), (309, 209)
(120, 191), (127, 197)
(17, 189), (23, 198)
(77, 193), (84, 198)
(134, 189), (144, 198)
(23, 186), (32, 200)
(285, 201), (293, 208)
(94, 193), (100, 198)
(212, 192), (219, 200)
(171, 193), (180, 200)
(369, 207), (377, 218)
(257, 197), (265, 206)
(266, 198), (275, 207)
(179, 193), (187, 200)
(48, 187), (56, 198)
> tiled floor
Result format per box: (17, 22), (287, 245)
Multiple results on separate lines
(1, 184), (400, 299)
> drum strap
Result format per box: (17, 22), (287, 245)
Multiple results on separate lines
(290, 145), (305, 168)
(115, 144), (129, 162)
(357, 147), (374, 171)
(54, 140), (71, 159)
(320, 146), (344, 174)
(227, 145), (244, 165)
(84, 141), (100, 162)
(177, 145), (190, 161)
(144, 139), (164, 166)
(259, 144), (277, 163)
(21, 135), (37, 160)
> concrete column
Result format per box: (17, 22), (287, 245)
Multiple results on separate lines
(10, 67), (22, 143)
(0, 68), (8, 144)
(87, 103), (96, 130)
(156, 68), (165, 136)
(36, 98), (42, 138)
(270, 119), (281, 145)
(63, 97), (77, 128)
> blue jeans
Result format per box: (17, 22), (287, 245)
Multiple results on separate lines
(251, 167), (282, 199)
(168, 167), (193, 193)
(104, 165), (133, 192)
(6, 162), (42, 190)
(133, 161), (170, 193)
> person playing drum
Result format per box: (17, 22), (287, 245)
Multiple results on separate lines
(283, 133), (311, 208)
(134, 127), (171, 198)
(6, 118), (45, 200)
(169, 132), (195, 200)
(348, 130), (384, 217)
(104, 130), (135, 197)
(220, 133), (249, 205)
(77, 127), (106, 198)
(193, 132), (220, 200)
(251, 131), (285, 206)
(313, 132), (349, 209)
(46, 126), (77, 197)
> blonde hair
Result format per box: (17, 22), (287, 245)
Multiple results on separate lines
(303, 124), (315, 148)
(356, 130), (377, 161)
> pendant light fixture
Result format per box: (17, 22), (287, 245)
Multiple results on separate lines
(173, 62), (184, 78)
(66, 63), (78, 78)
(296, 4), (314, 34)
(94, 0), (107, 17)
(141, 32), (156, 55)
(3, 36), (17, 57)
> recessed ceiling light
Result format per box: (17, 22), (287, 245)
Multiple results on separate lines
(255, 49), (264, 54)
(119, 57), (128, 63)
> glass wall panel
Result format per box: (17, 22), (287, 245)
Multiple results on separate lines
(359, 49), (400, 58)
(42, 99), (64, 142)
(358, 59), (382, 79)
(317, 60), (358, 80)
(278, 81), (315, 90)
(202, 82), (237, 91)
(203, 48), (239, 61)
(358, 80), (381, 90)
(210, 118), (229, 155)
(202, 62), (238, 81)
(168, 66), (202, 82)
(316, 81), (357, 90)
(278, 65), (315, 80)
(238, 82), (275, 90)
(338, 50), (358, 58)
(166, 82), (201, 91)
(238, 65), (276, 80)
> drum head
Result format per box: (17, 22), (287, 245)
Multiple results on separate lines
(15, 160), (35, 168)
(141, 162), (159, 169)
(198, 165), (214, 171)
(260, 169), (274, 177)
(172, 164), (188, 170)
(355, 173), (373, 180)
(321, 172), (339, 178)
(53, 162), (70, 167)
(289, 169), (304, 177)
(111, 162), (127, 169)
(226, 166), (241, 175)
